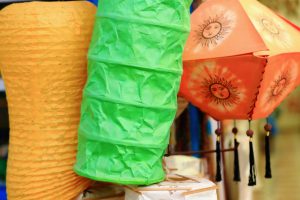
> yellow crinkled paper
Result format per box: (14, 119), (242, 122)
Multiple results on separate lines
(0, 1), (96, 199)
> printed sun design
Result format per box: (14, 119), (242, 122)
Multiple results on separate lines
(261, 18), (280, 35)
(254, 14), (292, 48)
(266, 68), (296, 104)
(193, 6), (236, 50)
(269, 72), (290, 98)
(188, 62), (245, 112)
(260, 60), (298, 113)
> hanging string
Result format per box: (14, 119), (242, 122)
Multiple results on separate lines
(232, 120), (241, 182)
(264, 118), (272, 179)
(215, 121), (222, 182)
(247, 120), (256, 186)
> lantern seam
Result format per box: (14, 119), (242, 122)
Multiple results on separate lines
(88, 55), (182, 75)
(247, 59), (268, 119)
(83, 92), (177, 110)
(96, 13), (190, 33)
(78, 131), (168, 149)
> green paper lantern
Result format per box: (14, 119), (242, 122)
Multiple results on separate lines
(74, 0), (192, 185)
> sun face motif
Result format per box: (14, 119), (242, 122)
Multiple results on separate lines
(267, 68), (296, 103)
(202, 75), (240, 109)
(202, 22), (222, 39)
(261, 18), (280, 35)
(188, 62), (245, 112)
(260, 60), (298, 112)
(210, 83), (230, 99)
(271, 75), (288, 97)
(253, 14), (292, 49)
(193, 6), (236, 50)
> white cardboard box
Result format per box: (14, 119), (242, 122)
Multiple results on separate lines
(125, 178), (217, 200)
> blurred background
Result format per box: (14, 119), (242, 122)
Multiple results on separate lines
(0, 0), (300, 200)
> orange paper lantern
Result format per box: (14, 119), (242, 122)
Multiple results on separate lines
(0, 1), (96, 199)
(180, 0), (300, 120)
(179, 0), (300, 186)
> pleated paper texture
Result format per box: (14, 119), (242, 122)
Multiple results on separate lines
(0, 1), (96, 199)
(74, 0), (192, 185)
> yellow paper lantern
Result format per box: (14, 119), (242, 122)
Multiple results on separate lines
(0, 1), (96, 199)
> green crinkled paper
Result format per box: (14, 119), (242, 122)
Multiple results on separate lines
(74, 0), (192, 185)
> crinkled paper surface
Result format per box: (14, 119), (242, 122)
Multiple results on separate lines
(75, 0), (192, 185)
(0, 1), (96, 199)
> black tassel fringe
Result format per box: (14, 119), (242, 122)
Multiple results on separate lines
(265, 134), (272, 178)
(234, 137), (241, 182)
(248, 140), (256, 186)
(216, 139), (222, 182)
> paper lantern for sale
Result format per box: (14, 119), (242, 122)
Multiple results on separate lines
(179, 0), (300, 186)
(181, 0), (300, 120)
(0, 1), (96, 199)
(74, 0), (192, 185)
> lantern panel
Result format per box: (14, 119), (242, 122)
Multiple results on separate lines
(253, 53), (300, 119)
(240, 0), (300, 56)
(183, 0), (267, 61)
(179, 54), (267, 120)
